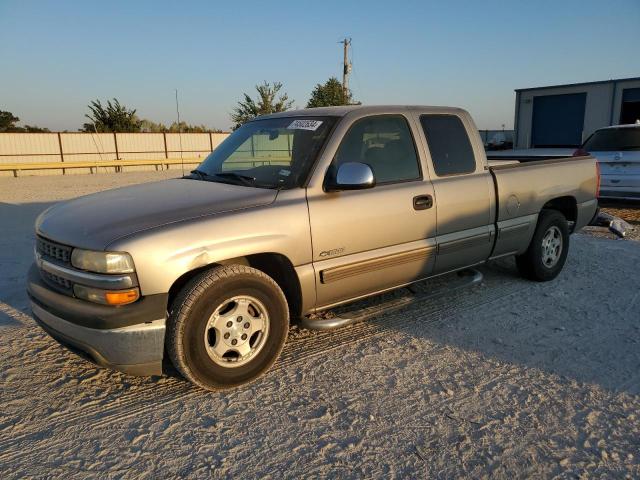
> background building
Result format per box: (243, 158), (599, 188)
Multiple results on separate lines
(514, 77), (640, 149)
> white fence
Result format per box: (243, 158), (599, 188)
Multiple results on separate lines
(0, 132), (230, 176)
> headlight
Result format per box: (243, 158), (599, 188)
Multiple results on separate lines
(71, 249), (135, 274)
(74, 285), (140, 305)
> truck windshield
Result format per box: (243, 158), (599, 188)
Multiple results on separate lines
(583, 127), (640, 152)
(193, 116), (338, 189)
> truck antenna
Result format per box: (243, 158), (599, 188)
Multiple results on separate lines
(175, 88), (184, 176)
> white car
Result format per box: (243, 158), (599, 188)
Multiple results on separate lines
(575, 124), (640, 201)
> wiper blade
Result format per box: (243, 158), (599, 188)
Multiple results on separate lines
(188, 169), (277, 189)
(188, 169), (215, 180)
(214, 172), (257, 182)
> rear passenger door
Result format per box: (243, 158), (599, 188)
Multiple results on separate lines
(413, 112), (495, 273)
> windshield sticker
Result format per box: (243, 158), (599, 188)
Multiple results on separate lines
(279, 169), (291, 176)
(287, 119), (323, 131)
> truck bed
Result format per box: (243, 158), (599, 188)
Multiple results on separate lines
(487, 154), (592, 168)
(487, 149), (581, 168)
(486, 155), (599, 259)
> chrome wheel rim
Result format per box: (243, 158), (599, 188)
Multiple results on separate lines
(204, 295), (269, 368)
(541, 226), (563, 268)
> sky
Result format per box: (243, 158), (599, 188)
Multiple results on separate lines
(1, 0), (639, 131)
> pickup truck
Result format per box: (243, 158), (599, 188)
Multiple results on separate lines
(28, 105), (599, 391)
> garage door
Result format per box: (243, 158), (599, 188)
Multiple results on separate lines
(620, 88), (640, 124)
(531, 93), (587, 147)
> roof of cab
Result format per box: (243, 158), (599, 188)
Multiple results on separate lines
(258, 105), (467, 120)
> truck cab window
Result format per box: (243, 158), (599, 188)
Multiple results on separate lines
(420, 114), (476, 176)
(334, 115), (421, 184)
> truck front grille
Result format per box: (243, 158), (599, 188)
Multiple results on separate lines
(36, 236), (74, 294)
(41, 270), (73, 292)
(37, 237), (72, 265)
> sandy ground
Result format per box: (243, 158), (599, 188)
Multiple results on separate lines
(1, 172), (639, 479)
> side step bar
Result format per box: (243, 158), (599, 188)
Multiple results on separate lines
(299, 268), (483, 331)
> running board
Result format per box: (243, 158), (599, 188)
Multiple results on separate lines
(299, 268), (483, 331)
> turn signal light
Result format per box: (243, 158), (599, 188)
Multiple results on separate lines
(73, 285), (140, 306)
(105, 289), (140, 306)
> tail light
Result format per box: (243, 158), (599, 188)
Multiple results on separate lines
(573, 148), (589, 157)
(572, 149), (599, 197)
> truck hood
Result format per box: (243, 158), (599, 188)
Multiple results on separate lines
(36, 178), (278, 250)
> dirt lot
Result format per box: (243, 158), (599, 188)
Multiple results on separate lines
(581, 200), (640, 242)
(1, 172), (639, 479)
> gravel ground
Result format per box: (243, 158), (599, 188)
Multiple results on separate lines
(578, 200), (639, 242)
(599, 202), (640, 241)
(1, 172), (639, 479)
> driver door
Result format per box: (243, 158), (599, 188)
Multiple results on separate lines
(306, 114), (437, 309)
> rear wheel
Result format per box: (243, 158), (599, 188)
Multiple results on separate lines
(516, 210), (569, 282)
(167, 265), (289, 391)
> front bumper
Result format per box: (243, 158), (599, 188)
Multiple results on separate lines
(27, 263), (168, 376)
(31, 302), (165, 376)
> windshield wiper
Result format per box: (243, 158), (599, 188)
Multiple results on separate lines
(216, 172), (285, 189)
(214, 172), (257, 183)
(188, 169), (277, 189)
(188, 169), (215, 181)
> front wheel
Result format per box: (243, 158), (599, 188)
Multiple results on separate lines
(516, 210), (569, 282)
(167, 265), (289, 391)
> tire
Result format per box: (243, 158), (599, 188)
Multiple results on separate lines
(167, 265), (289, 391)
(516, 209), (569, 282)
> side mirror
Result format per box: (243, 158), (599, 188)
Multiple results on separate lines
(325, 162), (376, 192)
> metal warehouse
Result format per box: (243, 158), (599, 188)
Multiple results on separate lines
(514, 77), (640, 149)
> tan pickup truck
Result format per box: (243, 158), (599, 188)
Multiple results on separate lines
(28, 105), (599, 390)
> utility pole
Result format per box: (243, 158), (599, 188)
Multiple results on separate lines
(340, 37), (352, 103)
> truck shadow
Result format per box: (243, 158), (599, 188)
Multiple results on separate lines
(0, 201), (56, 327)
(361, 248), (640, 397)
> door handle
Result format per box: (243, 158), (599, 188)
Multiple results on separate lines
(413, 194), (433, 210)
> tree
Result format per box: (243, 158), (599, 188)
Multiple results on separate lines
(82, 98), (141, 132)
(230, 81), (294, 130)
(0, 110), (21, 131)
(139, 119), (223, 133)
(167, 121), (223, 133)
(0, 110), (50, 132)
(0, 110), (20, 132)
(139, 119), (167, 133)
(22, 124), (51, 133)
(306, 77), (354, 108)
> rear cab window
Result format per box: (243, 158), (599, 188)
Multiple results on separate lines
(420, 114), (476, 176)
(583, 127), (640, 152)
